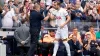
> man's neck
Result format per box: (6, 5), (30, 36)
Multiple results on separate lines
(57, 7), (61, 11)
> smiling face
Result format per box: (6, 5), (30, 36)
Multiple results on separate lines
(53, 1), (61, 10)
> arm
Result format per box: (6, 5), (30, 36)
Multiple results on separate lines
(84, 41), (91, 50)
(43, 15), (50, 21)
(60, 15), (71, 28)
(43, 11), (51, 21)
(49, 13), (55, 20)
(24, 34), (31, 44)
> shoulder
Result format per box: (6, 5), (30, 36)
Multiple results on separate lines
(44, 34), (50, 37)
(60, 8), (66, 11)
(15, 27), (20, 32)
(85, 32), (91, 35)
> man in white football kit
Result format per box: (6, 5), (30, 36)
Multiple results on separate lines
(50, 1), (71, 56)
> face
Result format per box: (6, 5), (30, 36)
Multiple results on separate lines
(50, 31), (55, 37)
(54, 3), (59, 10)
(72, 35), (77, 42)
(29, 3), (34, 10)
(9, 1), (13, 6)
(3, 4), (8, 10)
(23, 7), (27, 13)
(40, 2), (45, 8)
(15, 8), (19, 14)
(73, 28), (78, 34)
(14, 0), (19, 4)
(90, 27), (94, 33)
(25, 1), (29, 7)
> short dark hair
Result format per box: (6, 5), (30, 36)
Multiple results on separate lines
(55, 1), (61, 6)
(89, 25), (94, 28)
(21, 19), (26, 24)
(73, 27), (77, 30)
(48, 29), (55, 32)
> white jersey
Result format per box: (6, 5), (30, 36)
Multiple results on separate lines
(54, 8), (68, 26)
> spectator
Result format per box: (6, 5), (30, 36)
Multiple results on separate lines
(2, 4), (9, 16)
(24, 0), (30, 13)
(13, 0), (19, 8)
(85, 26), (96, 41)
(39, 29), (55, 43)
(76, 1), (83, 12)
(8, 0), (15, 10)
(83, 33), (100, 56)
(61, 0), (69, 9)
(2, 4), (14, 28)
(13, 8), (21, 27)
(69, 27), (83, 46)
(71, 4), (83, 22)
(19, 6), (30, 27)
(39, 29), (55, 56)
(68, 35), (82, 56)
(14, 19), (30, 56)
(86, 1), (99, 22)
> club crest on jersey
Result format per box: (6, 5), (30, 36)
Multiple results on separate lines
(55, 16), (61, 20)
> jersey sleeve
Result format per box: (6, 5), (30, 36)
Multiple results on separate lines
(63, 9), (68, 16)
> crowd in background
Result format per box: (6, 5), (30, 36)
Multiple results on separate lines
(0, 0), (100, 56)
(0, 0), (100, 28)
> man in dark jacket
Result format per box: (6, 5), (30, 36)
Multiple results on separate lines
(68, 35), (82, 56)
(14, 19), (30, 56)
(27, 4), (50, 56)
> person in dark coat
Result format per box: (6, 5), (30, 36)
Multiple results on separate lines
(14, 19), (30, 56)
(68, 35), (82, 56)
(27, 3), (50, 56)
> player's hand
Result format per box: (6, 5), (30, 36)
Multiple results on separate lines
(47, 12), (51, 16)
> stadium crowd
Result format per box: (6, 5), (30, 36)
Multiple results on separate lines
(0, 0), (100, 56)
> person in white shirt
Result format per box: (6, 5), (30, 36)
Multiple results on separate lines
(2, 7), (19, 28)
(50, 1), (71, 56)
